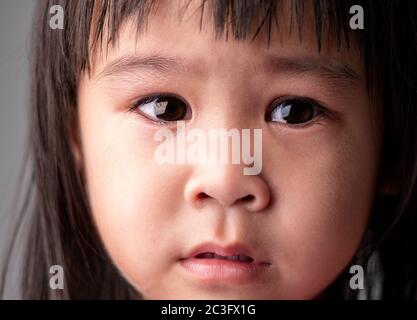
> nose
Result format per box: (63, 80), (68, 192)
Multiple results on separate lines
(184, 163), (271, 212)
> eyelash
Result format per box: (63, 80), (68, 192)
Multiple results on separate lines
(128, 93), (334, 128)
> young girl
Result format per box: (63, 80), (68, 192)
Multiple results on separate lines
(1, 0), (417, 300)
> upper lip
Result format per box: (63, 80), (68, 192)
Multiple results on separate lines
(181, 242), (270, 264)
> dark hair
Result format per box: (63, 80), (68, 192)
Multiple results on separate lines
(1, 0), (417, 299)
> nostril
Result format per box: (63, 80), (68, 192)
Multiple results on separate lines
(193, 191), (258, 208)
(197, 192), (210, 200)
(240, 195), (255, 202)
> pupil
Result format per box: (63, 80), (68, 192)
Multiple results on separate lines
(155, 97), (186, 121)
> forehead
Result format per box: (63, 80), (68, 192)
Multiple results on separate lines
(89, 0), (363, 79)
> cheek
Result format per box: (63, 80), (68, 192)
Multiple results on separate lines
(79, 105), (187, 293)
(263, 122), (379, 297)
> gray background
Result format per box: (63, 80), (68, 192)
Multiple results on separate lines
(0, 0), (35, 299)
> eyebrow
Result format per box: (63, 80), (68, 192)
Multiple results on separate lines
(96, 53), (361, 85)
(96, 54), (199, 81)
(263, 55), (361, 84)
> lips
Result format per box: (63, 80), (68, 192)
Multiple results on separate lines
(179, 242), (270, 284)
(194, 252), (254, 262)
(183, 242), (263, 262)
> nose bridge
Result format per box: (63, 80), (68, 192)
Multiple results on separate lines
(183, 50), (268, 211)
(191, 100), (262, 178)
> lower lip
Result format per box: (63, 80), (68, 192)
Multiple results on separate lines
(179, 257), (270, 284)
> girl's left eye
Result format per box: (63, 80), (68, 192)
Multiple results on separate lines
(266, 98), (326, 126)
(130, 95), (189, 123)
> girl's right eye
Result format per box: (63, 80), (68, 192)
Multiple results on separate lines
(130, 95), (189, 123)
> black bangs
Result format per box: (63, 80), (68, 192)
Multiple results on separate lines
(63, 0), (363, 72)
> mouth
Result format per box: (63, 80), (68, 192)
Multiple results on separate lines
(194, 252), (254, 262)
(179, 242), (270, 284)
(182, 242), (264, 261)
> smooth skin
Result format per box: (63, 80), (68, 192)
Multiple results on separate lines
(74, 1), (382, 299)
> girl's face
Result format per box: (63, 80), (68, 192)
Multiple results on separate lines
(76, 1), (381, 299)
